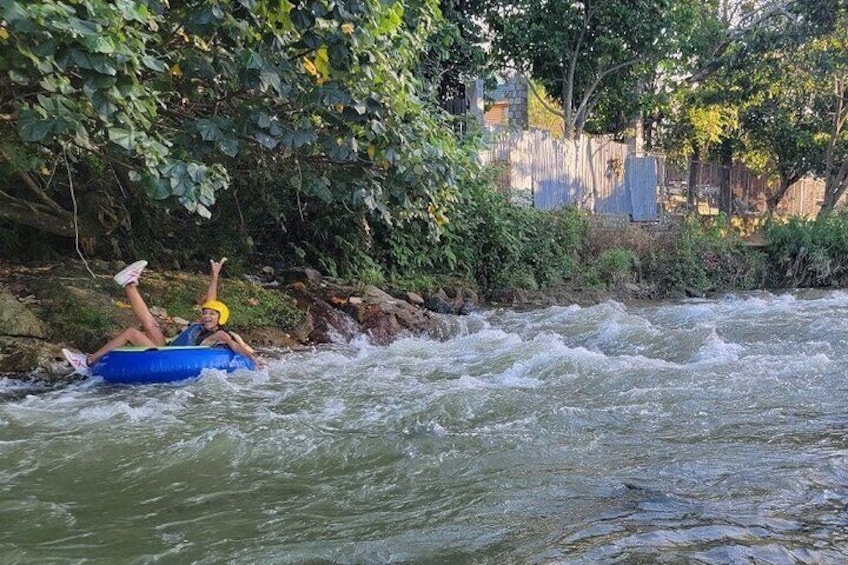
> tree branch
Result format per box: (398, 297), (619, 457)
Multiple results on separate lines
(0, 188), (77, 237)
(573, 56), (646, 135)
(524, 78), (565, 120)
(16, 169), (68, 216)
(687, 1), (796, 84)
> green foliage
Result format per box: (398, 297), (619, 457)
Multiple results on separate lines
(764, 212), (848, 287)
(387, 273), (442, 294)
(596, 248), (636, 287)
(372, 159), (587, 293)
(527, 81), (563, 137)
(460, 189), (585, 291)
(353, 265), (386, 288)
(481, 0), (683, 137)
(132, 270), (305, 331)
(1, 0), (475, 254)
(636, 217), (765, 294)
(39, 285), (122, 352)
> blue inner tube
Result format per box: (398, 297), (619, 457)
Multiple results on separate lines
(91, 346), (256, 384)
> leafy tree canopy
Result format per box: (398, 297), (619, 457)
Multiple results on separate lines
(0, 0), (473, 246)
(478, 0), (694, 138)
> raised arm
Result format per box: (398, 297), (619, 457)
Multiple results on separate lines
(206, 257), (227, 302)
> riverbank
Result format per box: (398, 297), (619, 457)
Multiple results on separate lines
(0, 258), (675, 382)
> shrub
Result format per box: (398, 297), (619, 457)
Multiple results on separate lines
(634, 216), (765, 295)
(596, 247), (635, 287)
(764, 212), (848, 287)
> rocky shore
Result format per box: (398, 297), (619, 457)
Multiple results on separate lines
(0, 260), (665, 383)
(0, 260), (477, 382)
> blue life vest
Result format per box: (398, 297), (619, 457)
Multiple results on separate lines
(171, 323), (209, 346)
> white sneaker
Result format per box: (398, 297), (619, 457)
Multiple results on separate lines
(113, 260), (148, 287)
(62, 348), (91, 375)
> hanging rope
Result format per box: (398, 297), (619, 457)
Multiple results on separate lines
(64, 147), (96, 279)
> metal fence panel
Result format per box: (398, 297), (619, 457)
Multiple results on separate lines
(481, 130), (650, 216)
(626, 155), (658, 221)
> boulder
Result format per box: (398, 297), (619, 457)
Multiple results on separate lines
(488, 287), (529, 305)
(288, 283), (359, 344)
(405, 291), (425, 306)
(0, 289), (47, 338)
(278, 267), (324, 284)
(424, 289), (459, 314)
(351, 285), (431, 344)
(422, 286), (480, 315)
(0, 340), (74, 381)
(245, 326), (303, 349)
(684, 287), (705, 298)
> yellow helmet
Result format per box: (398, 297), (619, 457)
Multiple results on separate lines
(201, 300), (230, 325)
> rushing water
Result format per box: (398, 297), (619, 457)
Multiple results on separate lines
(3, 291), (848, 564)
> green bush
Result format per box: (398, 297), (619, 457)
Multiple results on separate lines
(596, 247), (635, 287)
(634, 216), (765, 295)
(765, 212), (848, 287)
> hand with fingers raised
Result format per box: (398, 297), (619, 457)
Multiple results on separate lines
(210, 257), (228, 277)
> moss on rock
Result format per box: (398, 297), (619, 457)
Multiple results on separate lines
(11, 261), (304, 353)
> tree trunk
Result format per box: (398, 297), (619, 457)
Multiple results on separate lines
(818, 161), (848, 219)
(718, 138), (733, 217)
(687, 143), (701, 209)
(818, 77), (848, 219)
(766, 175), (797, 214)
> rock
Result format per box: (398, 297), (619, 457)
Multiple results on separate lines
(622, 283), (641, 294)
(348, 303), (404, 345)
(421, 286), (479, 315)
(348, 296), (363, 306)
(489, 287), (529, 305)
(0, 289), (47, 338)
(244, 326), (302, 348)
(424, 293), (458, 314)
(360, 285), (392, 303)
(405, 291), (424, 306)
(458, 298), (478, 315)
(0, 340), (73, 381)
(684, 287), (705, 298)
(323, 285), (432, 344)
(288, 283), (359, 344)
(278, 267), (324, 284)
(149, 305), (169, 319)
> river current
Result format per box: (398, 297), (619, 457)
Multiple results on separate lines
(3, 291), (848, 563)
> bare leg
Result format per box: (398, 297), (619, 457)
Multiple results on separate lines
(86, 282), (167, 365)
(124, 283), (166, 346)
(88, 328), (159, 364)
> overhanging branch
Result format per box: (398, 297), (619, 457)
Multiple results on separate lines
(0, 188), (77, 237)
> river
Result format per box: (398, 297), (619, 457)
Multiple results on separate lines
(2, 291), (848, 563)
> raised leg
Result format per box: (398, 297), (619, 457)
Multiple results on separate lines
(124, 283), (166, 347)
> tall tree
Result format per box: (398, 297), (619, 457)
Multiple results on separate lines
(654, 0), (838, 215)
(480, 0), (682, 138)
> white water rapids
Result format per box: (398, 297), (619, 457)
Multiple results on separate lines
(3, 290), (848, 563)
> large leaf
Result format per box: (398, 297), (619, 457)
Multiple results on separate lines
(108, 127), (138, 150)
(254, 132), (279, 149)
(18, 111), (53, 142)
(217, 138), (239, 158)
(83, 35), (117, 54)
(196, 118), (223, 142)
(304, 176), (333, 203)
